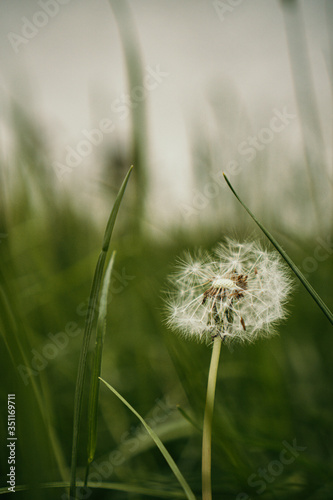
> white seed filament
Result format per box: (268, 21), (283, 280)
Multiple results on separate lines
(211, 278), (236, 290)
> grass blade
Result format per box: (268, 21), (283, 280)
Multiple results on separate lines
(223, 173), (333, 325)
(0, 482), (187, 498)
(176, 406), (201, 432)
(85, 251), (116, 484)
(99, 377), (197, 500)
(70, 166), (133, 499)
(0, 271), (68, 481)
(108, 0), (148, 224)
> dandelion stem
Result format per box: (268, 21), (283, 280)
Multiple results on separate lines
(202, 336), (222, 500)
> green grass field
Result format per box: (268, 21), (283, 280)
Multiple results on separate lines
(1, 142), (332, 499)
(1, 1), (333, 499)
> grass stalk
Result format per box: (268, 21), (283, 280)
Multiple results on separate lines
(280, 0), (324, 230)
(108, 0), (148, 225)
(202, 336), (222, 500)
(85, 251), (116, 485)
(69, 166), (133, 499)
(0, 272), (68, 480)
(100, 377), (197, 500)
(223, 173), (333, 325)
(0, 481), (188, 498)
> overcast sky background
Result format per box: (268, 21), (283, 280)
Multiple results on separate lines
(0, 0), (332, 228)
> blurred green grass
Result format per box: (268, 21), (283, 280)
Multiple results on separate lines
(1, 1), (333, 498)
(0, 132), (332, 498)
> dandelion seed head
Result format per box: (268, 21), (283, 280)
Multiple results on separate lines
(211, 278), (236, 290)
(165, 239), (293, 344)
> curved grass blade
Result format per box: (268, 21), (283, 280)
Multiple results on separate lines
(70, 166), (133, 499)
(223, 173), (333, 325)
(99, 377), (197, 500)
(85, 251), (116, 485)
(0, 273), (68, 481)
(176, 405), (201, 432)
(0, 482), (186, 498)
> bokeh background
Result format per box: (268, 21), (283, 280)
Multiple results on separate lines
(0, 1), (332, 499)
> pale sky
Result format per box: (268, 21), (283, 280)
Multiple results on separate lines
(0, 0), (332, 231)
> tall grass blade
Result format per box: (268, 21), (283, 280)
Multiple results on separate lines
(85, 251), (116, 485)
(223, 173), (333, 325)
(0, 482), (187, 498)
(70, 166), (133, 498)
(176, 406), (201, 431)
(108, 0), (148, 225)
(99, 377), (197, 500)
(0, 270), (68, 481)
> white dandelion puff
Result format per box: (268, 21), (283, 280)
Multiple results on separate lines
(166, 239), (293, 344)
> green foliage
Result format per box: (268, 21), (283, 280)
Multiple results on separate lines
(0, 2), (332, 497)
(70, 167), (133, 498)
(100, 377), (196, 500)
(1, 159), (332, 498)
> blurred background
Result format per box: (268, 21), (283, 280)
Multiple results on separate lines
(0, 0), (332, 499)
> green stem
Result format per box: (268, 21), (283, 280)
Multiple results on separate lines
(202, 336), (222, 500)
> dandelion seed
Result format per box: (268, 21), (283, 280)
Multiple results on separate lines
(166, 239), (293, 344)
